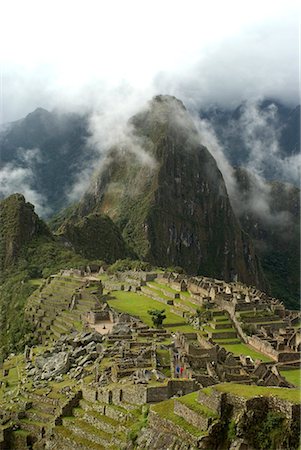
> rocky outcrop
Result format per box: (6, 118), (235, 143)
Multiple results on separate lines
(57, 212), (133, 262)
(0, 193), (51, 270)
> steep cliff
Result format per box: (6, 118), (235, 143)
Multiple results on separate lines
(74, 95), (265, 287)
(0, 193), (51, 271)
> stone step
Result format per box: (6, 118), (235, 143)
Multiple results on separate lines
(62, 417), (114, 447)
(254, 321), (287, 330)
(76, 407), (126, 435)
(79, 399), (134, 422)
(211, 310), (225, 317)
(209, 330), (237, 339)
(25, 408), (56, 424)
(55, 315), (76, 329)
(18, 418), (48, 436)
(214, 316), (230, 322)
(52, 426), (106, 450)
(210, 322), (232, 330)
(52, 319), (70, 334)
(30, 400), (59, 415)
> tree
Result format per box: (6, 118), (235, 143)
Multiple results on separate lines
(148, 309), (166, 328)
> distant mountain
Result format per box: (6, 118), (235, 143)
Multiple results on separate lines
(1, 99), (298, 219)
(66, 95), (266, 288)
(232, 168), (300, 309)
(200, 99), (300, 184)
(0, 108), (95, 214)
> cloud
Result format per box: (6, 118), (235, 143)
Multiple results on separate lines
(194, 102), (298, 226)
(0, 162), (51, 217)
(231, 100), (300, 184)
(67, 92), (158, 201)
(0, 1), (298, 124)
(0, 147), (52, 216)
(0, 0), (298, 218)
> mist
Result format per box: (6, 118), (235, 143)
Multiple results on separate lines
(0, 0), (299, 219)
(0, 0), (299, 124)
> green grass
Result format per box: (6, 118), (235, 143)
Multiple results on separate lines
(143, 286), (173, 301)
(204, 325), (236, 334)
(221, 343), (273, 362)
(215, 383), (301, 404)
(156, 349), (170, 366)
(28, 278), (43, 286)
(151, 399), (205, 437)
(179, 291), (191, 298)
(148, 281), (178, 294)
(108, 291), (195, 332)
(279, 369), (301, 387)
(214, 338), (241, 344)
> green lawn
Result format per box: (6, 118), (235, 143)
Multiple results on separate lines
(214, 383), (301, 404)
(143, 286), (173, 301)
(222, 343), (272, 362)
(280, 369), (301, 387)
(148, 281), (178, 294)
(108, 291), (195, 332)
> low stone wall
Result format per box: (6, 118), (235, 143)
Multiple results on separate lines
(198, 390), (224, 414)
(174, 400), (210, 430)
(278, 352), (300, 362)
(247, 336), (278, 360)
(209, 331), (237, 339)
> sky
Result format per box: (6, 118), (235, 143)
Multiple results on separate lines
(0, 0), (299, 124)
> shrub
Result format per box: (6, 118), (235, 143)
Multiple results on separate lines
(148, 309), (166, 328)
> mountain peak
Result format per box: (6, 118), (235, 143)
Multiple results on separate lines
(28, 107), (51, 117)
(73, 96), (266, 288)
(151, 94), (187, 110)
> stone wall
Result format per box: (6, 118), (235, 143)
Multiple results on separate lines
(278, 352), (301, 362)
(174, 400), (210, 430)
(146, 386), (169, 403)
(58, 391), (82, 419)
(148, 410), (199, 448)
(198, 390), (225, 414)
(197, 334), (214, 349)
(247, 336), (278, 360)
(82, 385), (98, 402)
(118, 385), (147, 405)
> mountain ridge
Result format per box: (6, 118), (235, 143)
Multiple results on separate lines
(66, 95), (266, 288)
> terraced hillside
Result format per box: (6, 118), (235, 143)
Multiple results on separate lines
(0, 269), (300, 449)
